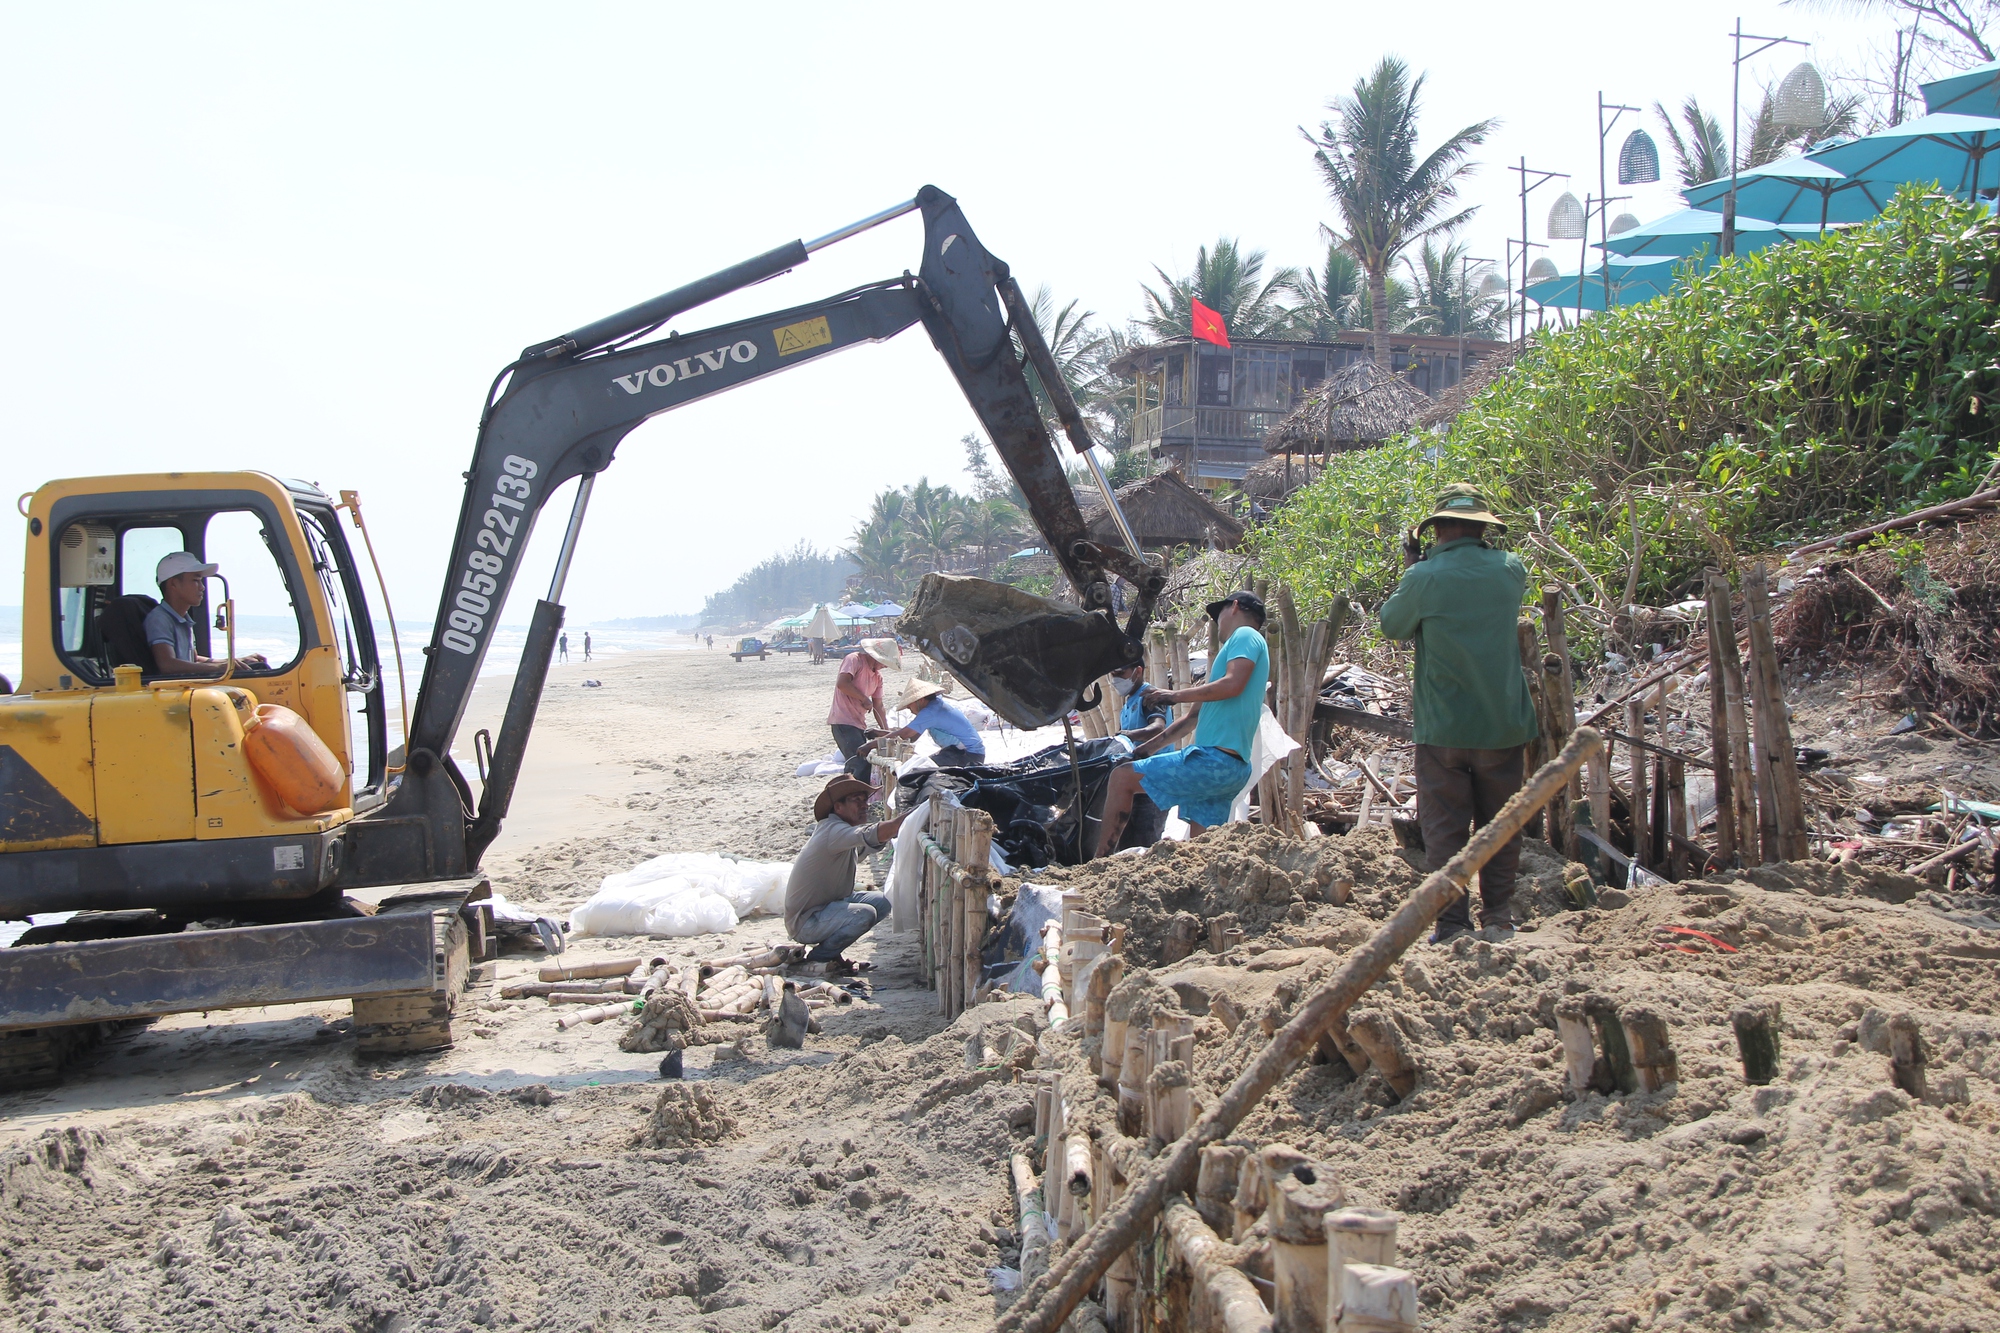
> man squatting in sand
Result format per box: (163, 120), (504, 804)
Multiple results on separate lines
(785, 775), (912, 968)
(1093, 591), (1270, 858)
(1380, 484), (1540, 944)
(828, 638), (900, 780)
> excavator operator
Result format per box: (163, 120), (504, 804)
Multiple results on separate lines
(145, 552), (266, 678)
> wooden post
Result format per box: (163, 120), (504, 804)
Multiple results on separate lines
(1619, 1006), (1678, 1093)
(1268, 1163), (1342, 1332)
(1540, 589), (1580, 860)
(963, 807), (993, 1009)
(1326, 1207), (1399, 1327)
(1731, 1000), (1781, 1085)
(1703, 571), (1741, 865)
(1518, 619), (1550, 841)
(1194, 1145), (1245, 1235)
(1587, 746), (1611, 862)
(1740, 562), (1810, 863)
(1554, 999), (1597, 1095)
(1665, 757), (1689, 880)
(1625, 698), (1650, 875)
(1706, 570), (1760, 866)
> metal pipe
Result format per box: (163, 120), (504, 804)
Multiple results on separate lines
(546, 474), (596, 604)
(1080, 445), (1142, 562)
(804, 198), (920, 254)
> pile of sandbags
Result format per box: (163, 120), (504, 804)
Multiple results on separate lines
(569, 852), (790, 938)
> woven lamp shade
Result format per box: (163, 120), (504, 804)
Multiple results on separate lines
(1608, 212), (1642, 236)
(1527, 256), (1562, 283)
(1774, 62), (1827, 130)
(1618, 129), (1662, 185)
(1547, 192), (1587, 240)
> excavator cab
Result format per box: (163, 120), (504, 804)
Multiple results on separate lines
(2, 472), (388, 916)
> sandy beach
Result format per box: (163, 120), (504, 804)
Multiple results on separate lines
(0, 647), (1023, 1333)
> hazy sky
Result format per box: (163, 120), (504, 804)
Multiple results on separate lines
(2, 1), (1892, 627)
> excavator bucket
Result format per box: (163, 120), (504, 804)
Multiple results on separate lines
(898, 573), (1143, 730)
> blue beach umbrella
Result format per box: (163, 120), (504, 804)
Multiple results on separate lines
(1524, 254), (1685, 310)
(1809, 112), (2000, 208)
(1920, 61), (2000, 118)
(1684, 154), (1873, 230)
(1601, 207), (1812, 258)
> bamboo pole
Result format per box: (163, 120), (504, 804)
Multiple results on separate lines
(1518, 619), (1550, 841)
(1705, 570), (1759, 865)
(1703, 572), (1741, 865)
(997, 729), (1605, 1333)
(1741, 562), (1810, 862)
(1626, 698), (1649, 875)
(1162, 1200), (1274, 1333)
(1539, 590), (1579, 859)
(1666, 756), (1689, 880)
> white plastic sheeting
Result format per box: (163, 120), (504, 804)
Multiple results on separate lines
(569, 853), (791, 939)
(1226, 706), (1302, 825)
(886, 799), (932, 934)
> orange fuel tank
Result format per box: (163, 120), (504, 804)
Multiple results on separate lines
(242, 704), (346, 816)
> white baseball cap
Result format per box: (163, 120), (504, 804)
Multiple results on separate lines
(155, 551), (218, 583)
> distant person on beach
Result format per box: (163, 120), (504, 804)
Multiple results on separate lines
(828, 638), (898, 780)
(1092, 591), (1268, 858)
(865, 678), (985, 768)
(558, 632), (568, 662)
(706, 635), (713, 649)
(1381, 484), (1537, 945)
(583, 632), (592, 662)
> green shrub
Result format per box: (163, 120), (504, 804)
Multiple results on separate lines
(1251, 190), (2000, 627)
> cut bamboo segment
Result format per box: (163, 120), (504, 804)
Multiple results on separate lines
(538, 957), (640, 983)
(1741, 562), (1810, 863)
(1012, 1152), (1050, 1287)
(556, 999), (632, 1030)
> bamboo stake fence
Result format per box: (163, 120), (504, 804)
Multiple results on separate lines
(916, 795), (995, 1021)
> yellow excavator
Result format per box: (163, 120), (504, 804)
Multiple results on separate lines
(0, 186), (1161, 1082)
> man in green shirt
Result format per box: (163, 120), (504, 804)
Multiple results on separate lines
(1379, 485), (1539, 944)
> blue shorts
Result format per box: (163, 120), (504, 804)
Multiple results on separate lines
(1132, 746), (1251, 827)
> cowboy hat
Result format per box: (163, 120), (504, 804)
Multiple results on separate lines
(1416, 483), (1507, 533)
(813, 775), (872, 821)
(859, 638), (902, 668)
(898, 677), (946, 712)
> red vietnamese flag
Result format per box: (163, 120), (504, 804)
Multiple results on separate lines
(1191, 299), (1231, 348)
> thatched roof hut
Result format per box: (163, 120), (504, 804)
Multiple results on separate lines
(1265, 359), (1433, 455)
(1080, 470), (1245, 551)
(1415, 345), (1517, 432)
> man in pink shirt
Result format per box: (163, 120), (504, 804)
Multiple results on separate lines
(829, 638), (899, 779)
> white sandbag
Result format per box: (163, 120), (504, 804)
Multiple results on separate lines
(1227, 706), (1302, 825)
(795, 753), (847, 777)
(886, 799), (931, 934)
(571, 851), (791, 938)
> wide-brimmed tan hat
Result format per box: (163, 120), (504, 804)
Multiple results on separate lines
(860, 638), (902, 668)
(1416, 483), (1507, 534)
(899, 678), (946, 712)
(813, 775), (872, 820)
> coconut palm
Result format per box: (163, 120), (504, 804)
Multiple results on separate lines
(1303, 57), (1497, 365)
(1400, 239), (1505, 339)
(900, 478), (965, 572)
(1655, 97), (1730, 190)
(957, 496), (1024, 577)
(1287, 239), (1371, 339)
(1015, 284), (1115, 444)
(1138, 238), (1303, 342)
(1740, 86), (1866, 169)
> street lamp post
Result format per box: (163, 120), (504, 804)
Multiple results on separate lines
(1509, 159), (1570, 348)
(1457, 255), (1497, 386)
(1725, 18), (1809, 257)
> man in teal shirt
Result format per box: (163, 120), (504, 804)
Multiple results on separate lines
(1093, 591), (1270, 858)
(1379, 485), (1539, 943)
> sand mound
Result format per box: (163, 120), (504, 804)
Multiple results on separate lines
(1036, 850), (2000, 1331)
(642, 1084), (739, 1147)
(1029, 824), (1587, 966)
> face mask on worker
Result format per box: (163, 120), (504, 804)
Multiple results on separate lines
(1111, 676), (1137, 697)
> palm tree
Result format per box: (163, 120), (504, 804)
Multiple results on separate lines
(1400, 239), (1504, 339)
(1303, 57), (1497, 365)
(1287, 239), (1371, 339)
(1017, 284), (1112, 442)
(1138, 238), (1302, 342)
(1740, 87), (1866, 169)
(900, 478), (964, 572)
(845, 494), (908, 599)
(957, 496), (1024, 577)
(1656, 97), (1730, 189)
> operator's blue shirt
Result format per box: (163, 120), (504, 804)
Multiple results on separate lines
(1120, 686), (1171, 733)
(1192, 627), (1268, 759)
(142, 601), (196, 663)
(910, 697), (985, 758)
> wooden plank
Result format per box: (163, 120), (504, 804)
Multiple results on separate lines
(1705, 570), (1758, 866)
(1626, 698), (1649, 874)
(1540, 589), (1580, 860)
(1312, 700), (1414, 741)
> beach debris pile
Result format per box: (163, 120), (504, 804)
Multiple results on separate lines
(998, 818), (2000, 1331)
